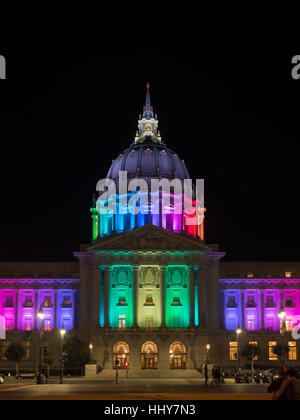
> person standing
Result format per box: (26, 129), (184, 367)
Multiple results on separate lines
(274, 368), (300, 400)
(267, 367), (287, 400)
(204, 364), (209, 386)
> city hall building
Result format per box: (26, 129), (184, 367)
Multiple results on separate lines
(0, 86), (300, 376)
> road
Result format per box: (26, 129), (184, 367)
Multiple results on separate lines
(0, 378), (271, 400)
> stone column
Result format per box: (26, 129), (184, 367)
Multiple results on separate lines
(220, 290), (225, 330)
(92, 265), (101, 327)
(240, 291), (245, 329)
(104, 266), (110, 328)
(189, 266), (195, 327)
(206, 260), (221, 331)
(53, 291), (57, 329)
(261, 291), (265, 330)
(160, 266), (166, 328)
(14, 291), (19, 331)
(198, 266), (206, 327)
(133, 266), (139, 328)
(34, 292), (38, 329)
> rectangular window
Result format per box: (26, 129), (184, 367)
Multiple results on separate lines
(286, 319), (293, 332)
(22, 342), (30, 361)
(230, 342), (238, 361)
(249, 341), (258, 361)
(171, 297), (182, 306)
(285, 297), (294, 308)
(144, 295), (154, 306)
(146, 318), (153, 331)
(247, 315), (256, 331)
(3, 296), (14, 308)
(118, 315), (126, 329)
(117, 297), (127, 306)
(289, 342), (297, 361)
(227, 296), (237, 308)
(269, 341), (278, 361)
(246, 296), (256, 307)
(1, 341), (10, 360)
(266, 296), (275, 308)
(43, 297), (52, 308)
(62, 296), (72, 308)
(23, 297), (33, 308)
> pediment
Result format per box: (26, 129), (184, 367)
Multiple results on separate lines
(88, 224), (211, 252)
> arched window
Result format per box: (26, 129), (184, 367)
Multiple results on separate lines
(113, 341), (130, 369)
(169, 342), (186, 369)
(141, 341), (158, 369)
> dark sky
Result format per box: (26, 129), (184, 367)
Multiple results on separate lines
(0, 15), (300, 262)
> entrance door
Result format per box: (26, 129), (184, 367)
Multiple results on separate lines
(141, 342), (158, 369)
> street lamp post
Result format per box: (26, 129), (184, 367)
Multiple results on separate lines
(278, 307), (286, 366)
(37, 310), (45, 385)
(206, 344), (211, 365)
(60, 328), (66, 384)
(115, 359), (119, 384)
(236, 328), (242, 372)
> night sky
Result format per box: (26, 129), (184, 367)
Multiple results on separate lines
(0, 16), (299, 262)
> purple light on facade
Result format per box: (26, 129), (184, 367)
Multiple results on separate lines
(221, 280), (300, 332)
(0, 280), (78, 332)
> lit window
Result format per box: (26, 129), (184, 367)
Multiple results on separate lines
(117, 297), (127, 306)
(230, 342), (238, 360)
(286, 319), (293, 332)
(43, 297), (52, 308)
(269, 342), (278, 361)
(247, 316), (256, 331)
(247, 273), (254, 278)
(118, 315), (126, 330)
(144, 296), (154, 306)
(249, 342), (258, 361)
(146, 318), (153, 331)
(289, 342), (297, 361)
(62, 297), (72, 308)
(285, 272), (292, 278)
(171, 297), (182, 306)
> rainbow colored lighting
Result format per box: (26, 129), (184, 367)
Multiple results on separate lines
(0, 286), (77, 332)
(92, 192), (205, 241)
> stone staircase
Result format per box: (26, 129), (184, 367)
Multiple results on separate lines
(98, 369), (203, 379)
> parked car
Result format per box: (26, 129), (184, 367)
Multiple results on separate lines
(261, 369), (279, 382)
(0, 374), (4, 384)
(16, 372), (37, 380)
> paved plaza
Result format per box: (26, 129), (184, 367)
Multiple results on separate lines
(0, 377), (271, 400)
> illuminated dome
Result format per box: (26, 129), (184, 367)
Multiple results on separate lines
(107, 143), (190, 185)
(106, 83), (190, 185)
(91, 84), (205, 242)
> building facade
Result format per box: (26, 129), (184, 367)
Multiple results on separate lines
(0, 87), (300, 375)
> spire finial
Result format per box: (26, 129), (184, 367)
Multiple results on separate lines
(147, 82), (150, 93)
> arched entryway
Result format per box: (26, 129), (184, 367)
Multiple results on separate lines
(113, 341), (130, 369)
(141, 341), (158, 369)
(169, 342), (186, 369)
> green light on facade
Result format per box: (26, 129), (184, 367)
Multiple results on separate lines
(108, 265), (134, 328)
(165, 265), (190, 328)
